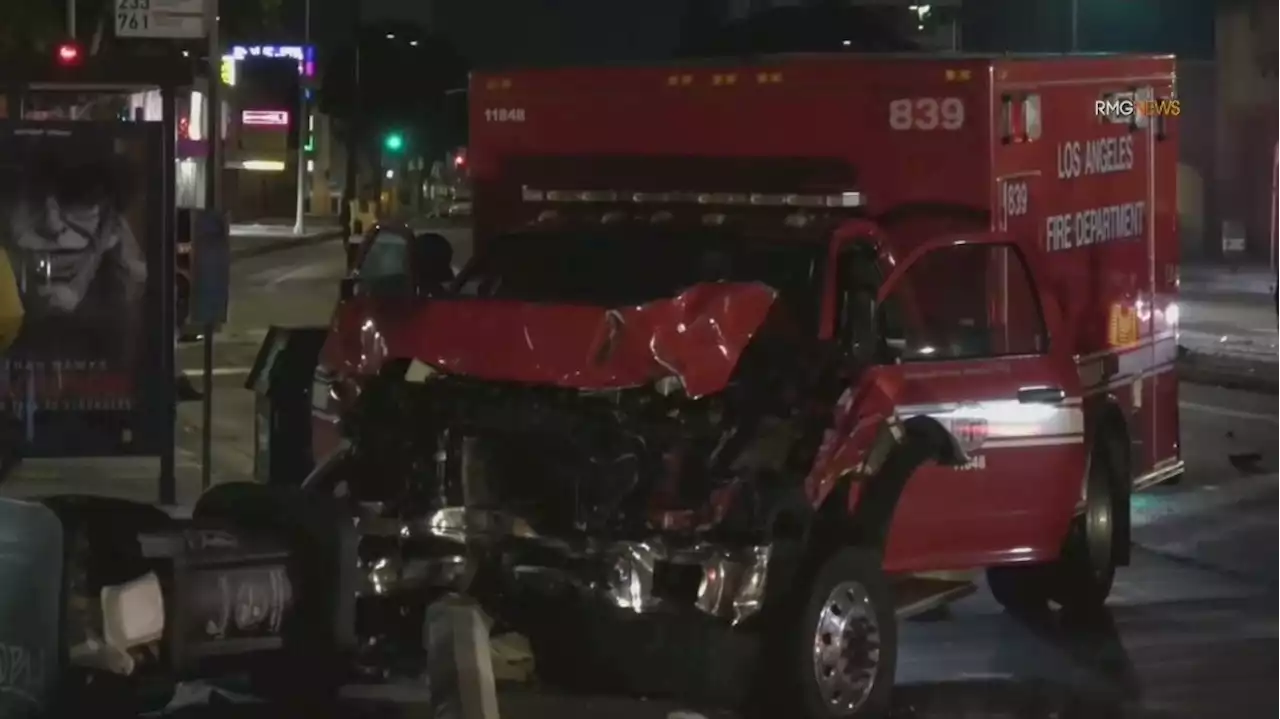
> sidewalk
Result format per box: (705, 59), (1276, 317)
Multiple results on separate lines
(1178, 264), (1277, 393)
(230, 221), (344, 260)
(1180, 264), (1276, 302)
(0, 387), (257, 508)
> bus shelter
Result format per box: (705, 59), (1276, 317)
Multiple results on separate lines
(0, 51), (187, 503)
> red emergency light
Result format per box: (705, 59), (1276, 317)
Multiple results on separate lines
(241, 109), (290, 127)
(56, 42), (82, 67)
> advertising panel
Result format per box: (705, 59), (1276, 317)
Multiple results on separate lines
(0, 121), (168, 457)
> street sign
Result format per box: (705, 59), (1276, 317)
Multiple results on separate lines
(114, 0), (206, 39)
(191, 209), (230, 325)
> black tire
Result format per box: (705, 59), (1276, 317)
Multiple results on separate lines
(765, 547), (897, 719)
(1049, 435), (1124, 610)
(985, 434), (1124, 615)
(986, 562), (1053, 618)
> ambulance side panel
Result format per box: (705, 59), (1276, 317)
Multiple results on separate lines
(992, 57), (1181, 486)
(469, 58), (992, 241)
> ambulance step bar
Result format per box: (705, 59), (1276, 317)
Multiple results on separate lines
(892, 576), (978, 620)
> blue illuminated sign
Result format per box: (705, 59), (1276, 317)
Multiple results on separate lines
(226, 45), (316, 78)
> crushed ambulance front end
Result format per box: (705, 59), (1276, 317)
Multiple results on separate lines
(313, 210), (853, 625)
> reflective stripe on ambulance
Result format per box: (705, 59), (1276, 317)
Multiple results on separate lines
(1076, 330), (1178, 396)
(896, 397), (1085, 455)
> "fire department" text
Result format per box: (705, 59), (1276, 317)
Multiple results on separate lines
(1044, 201), (1146, 252)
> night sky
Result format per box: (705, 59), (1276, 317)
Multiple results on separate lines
(296, 0), (690, 67)
(279, 0), (1219, 69)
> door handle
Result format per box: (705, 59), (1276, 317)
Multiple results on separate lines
(1017, 386), (1066, 404)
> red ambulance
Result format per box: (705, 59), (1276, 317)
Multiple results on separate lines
(314, 53), (1181, 717)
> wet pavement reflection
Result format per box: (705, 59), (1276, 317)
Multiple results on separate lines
(891, 607), (1141, 719)
(154, 589), (1275, 719)
(891, 579), (1276, 719)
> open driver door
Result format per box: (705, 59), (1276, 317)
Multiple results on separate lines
(865, 233), (1087, 574)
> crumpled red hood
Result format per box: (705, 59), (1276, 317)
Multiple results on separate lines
(387, 282), (779, 398)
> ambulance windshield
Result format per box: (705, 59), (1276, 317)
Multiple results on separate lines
(455, 229), (824, 320)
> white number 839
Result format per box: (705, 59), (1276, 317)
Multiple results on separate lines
(888, 98), (965, 131)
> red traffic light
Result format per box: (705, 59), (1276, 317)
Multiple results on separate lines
(56, 42), (82, 66)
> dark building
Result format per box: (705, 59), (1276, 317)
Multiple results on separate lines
(959, 0), (1214, 57)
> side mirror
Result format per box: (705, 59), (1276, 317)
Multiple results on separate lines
(339, 277), (357, 301)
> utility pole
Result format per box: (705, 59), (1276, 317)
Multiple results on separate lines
(339, 1), (362, 238)
(292, 0), (311, 235)
(200, 0), (222, 491)
(1069, 0), (1079, 52)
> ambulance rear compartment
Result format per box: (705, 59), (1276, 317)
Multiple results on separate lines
(468, 55), (996, 235)
(987, 54), (1181, 478)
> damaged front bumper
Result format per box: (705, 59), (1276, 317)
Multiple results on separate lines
(354, 505), (774, 625)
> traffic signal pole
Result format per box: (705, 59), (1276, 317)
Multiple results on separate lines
(67, 0), (76, 37)
(292, 0), (311, 235)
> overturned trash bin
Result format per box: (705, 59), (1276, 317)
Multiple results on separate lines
(39, 489), (359, 716)
(0, 498), (62, 717)
(246, 326), (329, 486)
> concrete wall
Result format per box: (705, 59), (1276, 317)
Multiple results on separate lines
(1176, 61), (1216, 256)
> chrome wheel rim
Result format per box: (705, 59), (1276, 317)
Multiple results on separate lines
(811, 580), (881, 715)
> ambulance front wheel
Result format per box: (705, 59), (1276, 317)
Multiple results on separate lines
(986, 434), (1124, 616)
(755, 547), (897, 719)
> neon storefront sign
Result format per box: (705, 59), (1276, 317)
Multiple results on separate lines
(241, 109), (290, 127)
(221, 44), (316, 85)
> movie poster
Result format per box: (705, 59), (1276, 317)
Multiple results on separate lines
(0, 122), (167, 457)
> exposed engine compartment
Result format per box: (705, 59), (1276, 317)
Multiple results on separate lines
(343, 324), (831, 539)
(327, 322), (840, 632)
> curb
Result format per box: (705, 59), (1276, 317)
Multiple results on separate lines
(1177, 353), (1278, 394)
(1180, 288), (1275, 306)
(230, 229), (344, 261)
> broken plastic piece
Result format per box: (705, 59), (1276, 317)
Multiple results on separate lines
(101, 571), (165, 650)
(68, 637), (137, 675)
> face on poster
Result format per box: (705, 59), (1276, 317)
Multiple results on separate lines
(0, 123), (164, 455)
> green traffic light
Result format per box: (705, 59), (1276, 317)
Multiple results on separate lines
(384, 133), (404, 152)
